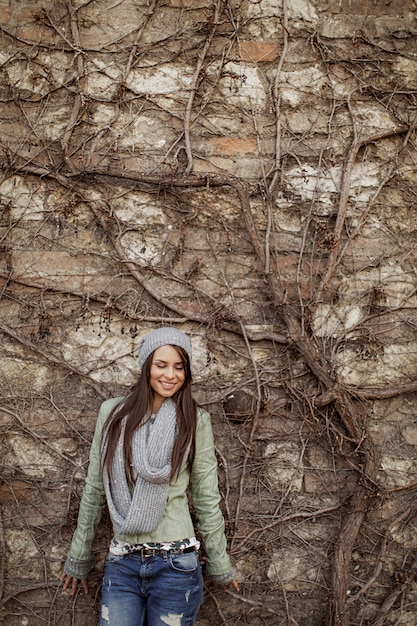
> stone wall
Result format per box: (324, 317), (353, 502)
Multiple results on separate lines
(1, 0), (417, 624)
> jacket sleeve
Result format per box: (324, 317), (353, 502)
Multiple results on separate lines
(65, 400), (112, 568)
(191, 408), (235, 581)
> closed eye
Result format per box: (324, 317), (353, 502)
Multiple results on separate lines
(154, 362), (184, 370)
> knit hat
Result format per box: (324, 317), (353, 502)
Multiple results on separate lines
(138, 327), (192, 368)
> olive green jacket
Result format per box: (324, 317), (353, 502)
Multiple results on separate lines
(68, 397), (233, 579)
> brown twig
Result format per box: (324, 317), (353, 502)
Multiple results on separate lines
(61, 0), (86, 174)
(314, 120), (410, 304)
(0, 506), (5, 603)
(0, 320), (106, 398)
(184, 0), (224, 174)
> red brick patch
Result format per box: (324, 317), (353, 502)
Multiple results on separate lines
(0, 6), (11, 24)
(208, 137), (257, 156)
(0, 480), (31, 503)
(239, 41), (280, 63)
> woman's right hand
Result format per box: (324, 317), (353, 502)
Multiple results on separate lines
(60, 572), (89, 596)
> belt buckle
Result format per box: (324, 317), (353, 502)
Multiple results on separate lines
(141, 548), (155, 558)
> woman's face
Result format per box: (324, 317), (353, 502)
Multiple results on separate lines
(150, 344), (186, 412)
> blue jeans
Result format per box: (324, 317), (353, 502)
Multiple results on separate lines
(100, 550), (203, 626)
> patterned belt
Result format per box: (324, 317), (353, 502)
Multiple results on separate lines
(136, 546), (197, 558)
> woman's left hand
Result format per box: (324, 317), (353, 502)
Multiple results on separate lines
(224, 579), (240, 592)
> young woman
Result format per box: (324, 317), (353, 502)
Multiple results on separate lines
(60, 327), (238, 625)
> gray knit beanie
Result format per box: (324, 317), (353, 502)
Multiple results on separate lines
(138, 327), (192, 368)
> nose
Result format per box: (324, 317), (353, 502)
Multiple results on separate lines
(165, 366), (175, 379)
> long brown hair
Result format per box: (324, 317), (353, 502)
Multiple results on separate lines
(102, 346), (197, 481)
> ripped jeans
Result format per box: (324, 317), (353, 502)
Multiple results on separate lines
(100, 550), (203, 626)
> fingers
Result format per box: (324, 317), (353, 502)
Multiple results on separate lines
(223, 579), (240, 593)
(60, 573), (89, 596)
(60, 573), (71, 591)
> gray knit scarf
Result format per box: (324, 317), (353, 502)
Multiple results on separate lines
(102, 398), (179, 536)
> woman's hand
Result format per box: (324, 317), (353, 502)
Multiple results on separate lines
(60, 572), (89, 596)
(223, 579), (240, 593)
